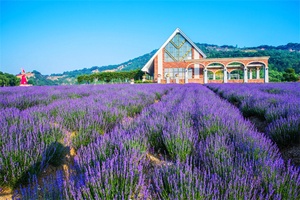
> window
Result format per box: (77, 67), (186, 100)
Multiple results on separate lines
(164, 33), (192, 62)
(164, 68), (169, 78)
(188, 68), (193, 78)
(164, 68), (193, 79)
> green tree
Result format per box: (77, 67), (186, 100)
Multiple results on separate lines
(27, 79), (34, 85)
(269, 70), (283, 82)
(282, 68), (299, 82)
(5, 73), (20, 86)
(0, 72), (20, 86)
(77, 75), (85, 84)
(0, 74), (9, 86)
(77, 70), (144, 84)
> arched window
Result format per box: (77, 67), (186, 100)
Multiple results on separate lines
(164, 33), (192, 62)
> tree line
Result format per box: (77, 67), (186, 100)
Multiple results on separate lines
(77, 70), (145, 84)
(0, 71), (20, 86)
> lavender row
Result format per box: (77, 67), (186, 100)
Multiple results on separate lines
(0, 107), (63, 188)
(74, 84), (300, 199)
(13, 151), (148, 200)
(41, 84), (170, 149)
(207, 83), (300, 146)
(12, 85), (185, 199)
(1, 84), (171, 190)
(136, 84), (299, 199)
(58, 86), (186, 199)
(0, 84), (166, 111)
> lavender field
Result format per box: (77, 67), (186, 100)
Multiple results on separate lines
(207, 83), (300, 165)
(0, 83), (299, 200)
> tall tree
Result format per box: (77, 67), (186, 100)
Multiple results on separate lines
(282, 68), (299, 82)
(0, 72), (20, 86)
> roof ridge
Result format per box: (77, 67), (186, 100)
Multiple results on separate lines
(142, 28), (206, 73)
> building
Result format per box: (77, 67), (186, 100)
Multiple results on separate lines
(142, 28), (269, 84)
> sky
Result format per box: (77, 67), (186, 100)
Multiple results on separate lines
(1, 0), (299, 75)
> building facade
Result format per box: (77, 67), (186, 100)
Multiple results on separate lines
(142, 28), (269, 84)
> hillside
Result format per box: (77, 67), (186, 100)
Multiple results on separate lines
(51, 50), (156, 76)
(29, 43), (299, 85)
(33, 50), (155, 85)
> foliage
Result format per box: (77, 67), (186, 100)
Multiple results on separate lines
(77, 70), (145, 84)
(269, 69), (284, 82)
(0, 71), (20, 86)
(134, 80), (153, 84)
(283, 68), (299, 82)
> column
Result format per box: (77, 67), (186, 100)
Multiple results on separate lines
(166, 76), (170, 84)
(223, 68), (227, 83)
(175, 75), (179, 84)
(249, 69), (253, 79)
(264, 66), (269, 83)
(204, 68), (208, 84)
(256, 67), (260, 79)
(185, 69), (188, 83)
(157, 74), (161, 84)
(194, 64), (200, 79)
(244, 67), (248, 83)
(228, 72), (231, 80)
(213, 72), (216, 80)
(158, 50), (163, 77)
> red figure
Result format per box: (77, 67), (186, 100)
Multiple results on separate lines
(20, 68), (28, 85)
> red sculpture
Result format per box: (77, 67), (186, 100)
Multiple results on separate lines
(20, 68), (28, 85)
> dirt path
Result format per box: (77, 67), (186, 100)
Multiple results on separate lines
(48, 123), (77, 182)
(0, 187), (12, 200)
(146, 153), (173, 167)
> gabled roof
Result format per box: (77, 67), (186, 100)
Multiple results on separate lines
(142, 28), (207, 73)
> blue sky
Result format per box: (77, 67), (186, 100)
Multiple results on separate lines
(1, 0), (299, 75)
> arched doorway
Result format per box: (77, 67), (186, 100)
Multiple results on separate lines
(227, 62), (244, 83)
(207, 62), (225, 83)
(246, 62), (266, 83)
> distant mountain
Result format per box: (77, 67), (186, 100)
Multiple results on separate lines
(51, 50), (157, 77)
(27, 70), (59, 86)
(250, 43), (300, 51)
(28, 43), (299, 85)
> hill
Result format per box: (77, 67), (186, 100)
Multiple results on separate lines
(50, 50), (156, 78)
(28, 43), (299, 85)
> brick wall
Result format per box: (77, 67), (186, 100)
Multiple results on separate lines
(154, 47), (204, 80)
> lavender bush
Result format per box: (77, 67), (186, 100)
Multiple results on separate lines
(13, 171), (65, 200)
(0, 106), (64, 188)
(67, 150), (147, 200)
(207, 83), (300, 147)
